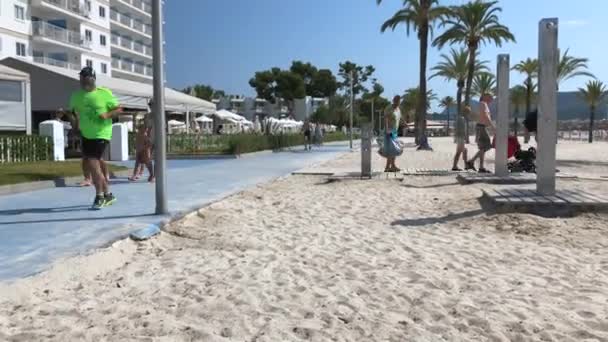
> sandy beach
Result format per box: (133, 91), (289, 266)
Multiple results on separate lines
(1, 137), (608, 342)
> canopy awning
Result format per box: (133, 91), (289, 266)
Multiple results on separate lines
(212, 109), (251, 123)
(0, 63), (30, 132)
(0, 57), (216, 114)
(195, 115), (213, 122)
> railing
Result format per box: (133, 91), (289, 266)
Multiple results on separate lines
(33, 55), (81, 70)
(120, 37), (132, 49)
(42, 0), (90, 18)
(111, 57), (120, 68)
(133, 63), (144, 74)
(132, 20), (143, 31)
(119, 0), (152, 15)
(111, 33), (119, 45)
(119, 14), (132, 27)
(0, 136), (53, 164)
(120, 60), (133, 72)
(134, 41), (145, 54)
(110, 7), (151, 36)
(32, 21), (91, 50)
(145, 65), (152, 76)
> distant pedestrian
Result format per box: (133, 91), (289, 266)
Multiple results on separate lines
(466, 94), (495, 173)
(129, 125), (155, 182)
(303, 119), (312, 150)
(70, 66), (122, 209)
(382, 95), (403, 172)
(451, 110), (469, 171)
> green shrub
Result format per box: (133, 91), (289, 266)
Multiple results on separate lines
(0, 135), (53, 164)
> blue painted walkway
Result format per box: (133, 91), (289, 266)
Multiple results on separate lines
(0, 143), (350, 281)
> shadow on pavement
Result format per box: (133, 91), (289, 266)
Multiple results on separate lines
(0, 205), (90, 215)
(0, 213), (157, 225)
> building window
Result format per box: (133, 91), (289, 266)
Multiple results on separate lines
(85, 1), (92, 12)
(85, 30), (92, 41)
(99, 6), (106, 18)
(0, 80), (23, 102)
(101, 63), (107, 74)
(86, 59), (93, 68)
(100, 35), (106, 46)
(15, 42), (26, 56)
(14, 5), (25, 20)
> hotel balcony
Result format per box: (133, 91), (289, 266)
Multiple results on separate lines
(32, 21), (91, 51)
(113, 0), (152, 17)
(34, 0), (91, 20)
(33, 55), (81, 71)
(110, 8), (152, 38)
(112, 56), (152, 79)
(111, 33), (152, 59)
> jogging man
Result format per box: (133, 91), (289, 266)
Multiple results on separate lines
(70, 66), (122, 209)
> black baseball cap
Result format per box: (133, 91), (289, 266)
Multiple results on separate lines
(79, 66), (96, 79)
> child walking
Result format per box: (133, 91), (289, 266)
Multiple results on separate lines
(129, 125), (155, 182)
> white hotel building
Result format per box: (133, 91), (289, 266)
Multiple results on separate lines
(0, 0), (155, 84)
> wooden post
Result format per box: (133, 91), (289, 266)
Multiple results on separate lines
(536, 18), (559, 196)
(495, 54), (510, 177)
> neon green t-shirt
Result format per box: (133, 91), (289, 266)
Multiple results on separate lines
(69, 87), (119, 140)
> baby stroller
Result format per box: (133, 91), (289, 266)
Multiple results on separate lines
(492, 135), (537, 173)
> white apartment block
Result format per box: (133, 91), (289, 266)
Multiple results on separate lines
(0, 0), (156, 84)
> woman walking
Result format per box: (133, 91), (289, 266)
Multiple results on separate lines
(382, 95), (403, 172)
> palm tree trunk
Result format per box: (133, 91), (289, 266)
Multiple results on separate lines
(524, 77), (532, 143)
(416, 9), (429, 147)
(464, 46), (477, 144)
(589, 107), (595, 143)
(514, 108), (519, 137)
(446, 107), (450, 135)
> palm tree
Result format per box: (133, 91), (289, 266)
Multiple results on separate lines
(512, 58), (538, 115)
(378, 0), (447, 146)
(430, 47), (488, 142)
(558, 49), (595, 89)
(433, 0), (515, 111)
(578, 80), (607, 143)
(401, 87), (437, 126)
(510, 85), (526, 136)
(440, 96), (455, 132)
(472, 72), (496, 98)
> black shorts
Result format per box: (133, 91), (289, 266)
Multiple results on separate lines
(82, 138), (109, 159)
(304, 130), (311, 138)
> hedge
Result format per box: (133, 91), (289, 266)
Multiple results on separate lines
(0, 135), (53, 164)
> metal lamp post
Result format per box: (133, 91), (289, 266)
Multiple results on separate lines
(152, 0), (167, 214)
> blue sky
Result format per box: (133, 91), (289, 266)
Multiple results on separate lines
(165, 0), (604, 111)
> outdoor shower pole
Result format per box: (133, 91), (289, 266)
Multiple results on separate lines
(152, 0), (167, 214)
(349, 70), (353, 149)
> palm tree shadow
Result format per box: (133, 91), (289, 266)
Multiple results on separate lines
(402, 182), (460, 189)
(391, 208), (486, 228)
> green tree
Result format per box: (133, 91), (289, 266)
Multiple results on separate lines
(434, 0), (515, 111)
(182, 84), (225, 101)
(578, 80), (608, 143)
(275, 71), (306, 115)
(378, 0), (447, 146)
(430, 47), (488, 140)
(290, 61), (318, 96)
(439, 96), (455, 131)
(558, 49), (595, 89)
(512, 58), (538, 115)
(510, 85), (526, 136)
(337, 61), (376, 98)
(401, 87), (437, 125)
(472, 72), (496, 97)
(311, 69), (339, 98)
(249, 68), (282, 103)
